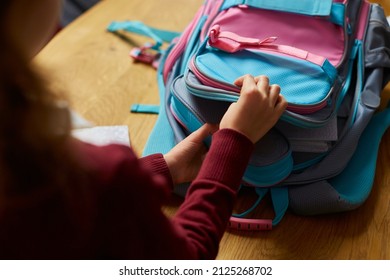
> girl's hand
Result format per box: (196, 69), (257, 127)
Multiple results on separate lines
(164, 124), (217, 185)
(220, 75), (287, 143)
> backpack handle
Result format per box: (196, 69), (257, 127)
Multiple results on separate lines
(229, 187), (289, 231)
(229, 216), (273, 230)
(208, 25), (327, 67)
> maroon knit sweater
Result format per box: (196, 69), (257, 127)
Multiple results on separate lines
(0, 129), (253, 259)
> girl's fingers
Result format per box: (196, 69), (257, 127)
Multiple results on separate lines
(234, 76), (244, 87)
(235, 75), (285, 110)
(256, 75), (269, 94)
(269, 84), (281, 106)
(234, 74), (253, 87)
(234, 74), (255, 88)
(187, 123), (217, 143)
(275, 94), (288, 111)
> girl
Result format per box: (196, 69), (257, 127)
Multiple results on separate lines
(0, 0), (287, 259)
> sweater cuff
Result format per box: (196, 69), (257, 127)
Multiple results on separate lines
(140, 153), (174, 189)
(197, 129), (254, 190)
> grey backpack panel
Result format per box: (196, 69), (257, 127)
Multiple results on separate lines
(287, 4), (390, 215)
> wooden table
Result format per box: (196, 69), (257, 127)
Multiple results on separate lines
(35, 0), (390, 260)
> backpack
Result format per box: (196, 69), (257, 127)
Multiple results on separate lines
(107, 0), (390, 230)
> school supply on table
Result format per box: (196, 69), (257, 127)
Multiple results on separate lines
(70, 109), (130, 147)
(72, 125), (130, 147)
(108, 0), (390, 230)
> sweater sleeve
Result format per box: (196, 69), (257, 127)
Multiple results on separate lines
(170, 128), (254, 259)
(139, 153), (174, 190)
(88, 129), (253, 259)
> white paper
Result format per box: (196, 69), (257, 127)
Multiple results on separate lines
(72, 126), (131, 147)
